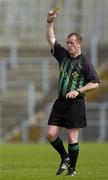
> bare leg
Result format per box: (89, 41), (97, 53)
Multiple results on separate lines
(46, 125), (60, 142)
(46, 125), (68, 159)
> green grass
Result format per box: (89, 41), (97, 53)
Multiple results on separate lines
(0, 143), (108, 180)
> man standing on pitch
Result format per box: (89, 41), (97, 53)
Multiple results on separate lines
(46, 9), (99, 176)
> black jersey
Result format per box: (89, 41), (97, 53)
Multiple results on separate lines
(51, 41), (99, 98)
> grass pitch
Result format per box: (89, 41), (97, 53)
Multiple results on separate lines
(0, 143), (108, 180)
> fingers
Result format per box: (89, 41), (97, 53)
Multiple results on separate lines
(48, 10), (55, 16)
(48, 10), (57, 19)
(66, 93), (76, 99)
(66, 91), (79, 99)
(47, 8), (60, 21)
(66, 92), (72, 99)
(48, 8), (60, 15)
(47, 8), (60, 23)
(47, 10), (56, 22)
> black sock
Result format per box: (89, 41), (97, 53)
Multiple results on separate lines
(68, 143), (79, 170)
(50, 136), (68, 160)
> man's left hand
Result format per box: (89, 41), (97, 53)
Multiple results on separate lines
(66, 90), (79, 99)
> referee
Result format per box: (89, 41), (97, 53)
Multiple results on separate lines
(46, 9), (99, 176)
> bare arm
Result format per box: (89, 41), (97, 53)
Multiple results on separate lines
(66, 82), (99, 99)
(46, 10), (57, 49)
(78, 82), (99, 94)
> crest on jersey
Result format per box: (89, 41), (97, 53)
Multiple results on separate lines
(71, 71), (79, 78)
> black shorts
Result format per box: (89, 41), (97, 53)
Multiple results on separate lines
(48, 96), (87, 129)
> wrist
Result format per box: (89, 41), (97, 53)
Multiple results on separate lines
(47, 19), (53, 23)
(76, 89), (81, 94)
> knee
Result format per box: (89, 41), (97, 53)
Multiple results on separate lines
(68, 130), (79, 144)
(46, 130), (57, 142)
(68, 134), (77, 143)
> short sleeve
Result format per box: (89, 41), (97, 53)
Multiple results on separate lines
(82, 56), (100, 83)
(51, 41), (67, 64)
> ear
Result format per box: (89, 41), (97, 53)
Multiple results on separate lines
(78, 42), (82, 48)
(77, 44), (81, 48)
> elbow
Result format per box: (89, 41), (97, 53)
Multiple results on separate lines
(47, 37), (55, 49)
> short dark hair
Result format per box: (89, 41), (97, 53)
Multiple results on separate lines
(67, 32), (83, 43)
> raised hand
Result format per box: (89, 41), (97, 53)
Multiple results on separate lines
(47, 8), (59, 23)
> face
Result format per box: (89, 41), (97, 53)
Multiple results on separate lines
(66, 35), (82, 57)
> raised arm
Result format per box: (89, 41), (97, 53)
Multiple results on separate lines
(46, 10), (57, 49)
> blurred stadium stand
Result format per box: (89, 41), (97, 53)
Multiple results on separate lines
(0, 0), (108, 143)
